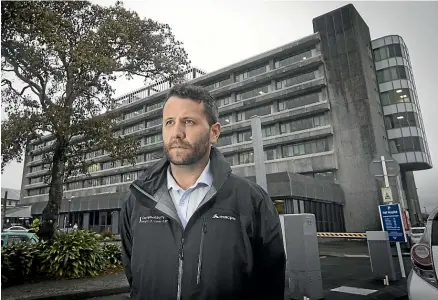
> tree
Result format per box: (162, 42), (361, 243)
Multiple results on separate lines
(1, 1), (190, 240)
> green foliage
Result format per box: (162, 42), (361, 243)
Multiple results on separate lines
(101, 230), (114, 240)
(1, 242), (42, 286)
(30, 218), (41, 232)
(102, 243), (122, 267)
(39, 230), (105, 279)
(1, 1), (190, 239)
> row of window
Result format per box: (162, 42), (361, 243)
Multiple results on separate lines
(278, 92), (320, 111)
(205, 49), (314, 92)
(380, 88), (414, 106)
(384, 112), (419, 130)
(376, 66), (410, 84)
(31, 140), (55, 151)
(217, 114), (327, 147)
(276, 71), (316, 90)
(27, 137), (331, 196)
(280, 114), (327, 134)
(389, 136), (425, 154)
(373, 43), (404, 62)
(122, 118), (162, 135)
(235, 64), (269, 82)
(224, 138), (330, 166)
(218, 91), (322, 127)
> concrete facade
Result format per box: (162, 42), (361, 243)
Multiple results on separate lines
(20, 4), (432, 233)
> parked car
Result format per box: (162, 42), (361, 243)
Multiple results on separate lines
(407, 206), (438, 300)
(3, 226), (29, 233)
(409, 227), (426, 245)
(1, 232), (39, 247)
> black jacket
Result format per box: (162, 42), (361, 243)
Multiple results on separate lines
(120, 147), (285, 300)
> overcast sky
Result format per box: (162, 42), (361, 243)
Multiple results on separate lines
(2, 1), (437, 212)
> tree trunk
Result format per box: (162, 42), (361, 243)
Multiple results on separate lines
(38, 144), (66, 241)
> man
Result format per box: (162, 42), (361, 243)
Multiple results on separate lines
(120, 84), (285, 300)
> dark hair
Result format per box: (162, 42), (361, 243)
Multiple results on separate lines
(165, 84), (219, 126)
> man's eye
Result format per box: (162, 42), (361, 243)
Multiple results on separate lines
(165, 120), (174, 126)
(185, 120), (194, 125)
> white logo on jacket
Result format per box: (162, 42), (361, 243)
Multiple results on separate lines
(139, 216), (169, 223)
(212, 214), (236, 221)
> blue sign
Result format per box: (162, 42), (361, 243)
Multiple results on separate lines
(379, 204), (406, 243)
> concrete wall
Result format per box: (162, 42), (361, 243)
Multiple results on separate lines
(313, 4), (390, 232)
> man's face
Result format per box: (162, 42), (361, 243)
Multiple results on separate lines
(162, 96), (220, 166)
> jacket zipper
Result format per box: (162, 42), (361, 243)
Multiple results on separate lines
(177, 237), (184, 300)
(196, 218), (208, 285)
(131, 184), (186, 300)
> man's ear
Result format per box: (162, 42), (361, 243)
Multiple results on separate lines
(210, 122), (221, 144)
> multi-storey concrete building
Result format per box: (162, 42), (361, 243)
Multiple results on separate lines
(371, 35), (432, 225)
(21, 4), (432, 233)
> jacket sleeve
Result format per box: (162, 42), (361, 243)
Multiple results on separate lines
(252, 185), (286, 300)
(120, 193), (133, 287)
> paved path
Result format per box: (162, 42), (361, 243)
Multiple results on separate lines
(2, 240), (411, 300)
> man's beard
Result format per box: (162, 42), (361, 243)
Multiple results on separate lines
(164, 132), (211, 166)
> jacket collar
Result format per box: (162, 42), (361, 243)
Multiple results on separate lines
(132, 146), (231, 199)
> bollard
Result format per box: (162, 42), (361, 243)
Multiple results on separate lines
(280, 214), (324, 300)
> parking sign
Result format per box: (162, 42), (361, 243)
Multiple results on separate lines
(378, 204), (407, 243)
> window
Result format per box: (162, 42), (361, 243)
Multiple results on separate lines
(67, 181), (82, 191)
(85, 178), (100, 188)
(278, 92), (320, 111)
(87, 163), (101, 173)
(217, 96), (232, 107)
(87, 150), (102, 159)
(275, 49), (313, 69)
(124, 122), (145, 134)
(123, 172), (138, 182)
(380, 88), (412, 106)
(238, 151), (254, 164)
(281, 138), (329, 158)
(146, 101), (164, 112)
(219, 114), (232, 126)
(205, 77), (232, 90)
(147, 117), (162, 127)
(376, 66), (408, 83)
(237, 105), (271, 122)
(235, 64), (269, 82)
(373, 44), (403, 62)
(384, 112), (418, 129)
(280, 114), (326, 133)
(145, 151), (162, 161)
(102, 175), (120, 185)
(124, 107), (144, 119)
(237, 131), (252, 143)
(28, 189), (40, 196)
(276, 71), (316, 89)
(262, 124), (277, 138)
(102, 161), (120, 170)
(32, 154), (43, 162)
(389, 137), (424, 153)
(144, 133), (162, 145)
(30, 165), (43, 173)
(217, 134), (233, 147)
(236, 85), (269, 101)
(264, 148), (275, 161)
(29, 177), (42, 184)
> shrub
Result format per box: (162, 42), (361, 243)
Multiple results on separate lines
(39, 230), (105, 279)
(1, 242), (42, 286)
(30, 218), (40, 233)
(101, 230), (114, 240)
(102, 243), (122, 267)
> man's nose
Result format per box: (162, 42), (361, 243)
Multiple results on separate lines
(172, 121), (186, 139)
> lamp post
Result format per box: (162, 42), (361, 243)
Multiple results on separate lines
(67, 196), (74, 233)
